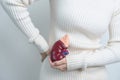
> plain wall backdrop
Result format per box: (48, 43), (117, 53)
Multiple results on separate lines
(0, 0), (120, 80)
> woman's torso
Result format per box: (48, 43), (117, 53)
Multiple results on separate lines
(40, 0), (115, 80)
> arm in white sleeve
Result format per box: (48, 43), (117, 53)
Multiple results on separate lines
(66, 0), (120, 71)
(1, 0), (49, 53)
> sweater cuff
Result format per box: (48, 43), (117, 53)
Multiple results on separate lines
(29, 34), (49, 54)
(66, 53), (87, 71)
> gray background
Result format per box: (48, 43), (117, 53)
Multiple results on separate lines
(0, 0), (120, 80)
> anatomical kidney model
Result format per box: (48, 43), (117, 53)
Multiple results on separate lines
(50, 34), (69, 62)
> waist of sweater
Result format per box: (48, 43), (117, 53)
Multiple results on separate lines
(48, 26), (103, 52)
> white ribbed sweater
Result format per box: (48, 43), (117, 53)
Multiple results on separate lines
(1, 0), (120, 80)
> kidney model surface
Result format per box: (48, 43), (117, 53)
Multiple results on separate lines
(50, 34), (70, 62)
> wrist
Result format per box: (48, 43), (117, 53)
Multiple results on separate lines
(33, 35), (49, 53)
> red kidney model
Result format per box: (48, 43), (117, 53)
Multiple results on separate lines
(50, 34), (69, 62)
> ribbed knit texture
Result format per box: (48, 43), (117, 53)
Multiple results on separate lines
(1, 0), (120, 80)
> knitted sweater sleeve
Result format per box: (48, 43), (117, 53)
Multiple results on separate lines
(66, 0), (120, 71)
(1, 0), (49, 53)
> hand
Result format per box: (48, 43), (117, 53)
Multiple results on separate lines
(41, 49), (51, 62)
(49, 57), (67, 71)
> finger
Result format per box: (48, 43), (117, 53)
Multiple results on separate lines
(42, 56), (46, 62)
(49, 57), (55, 68)
(42, 58), (44, 62)
(41, 53), (47, 61)
(54, 64), (67, 71)
(54, 58), (66, 66)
